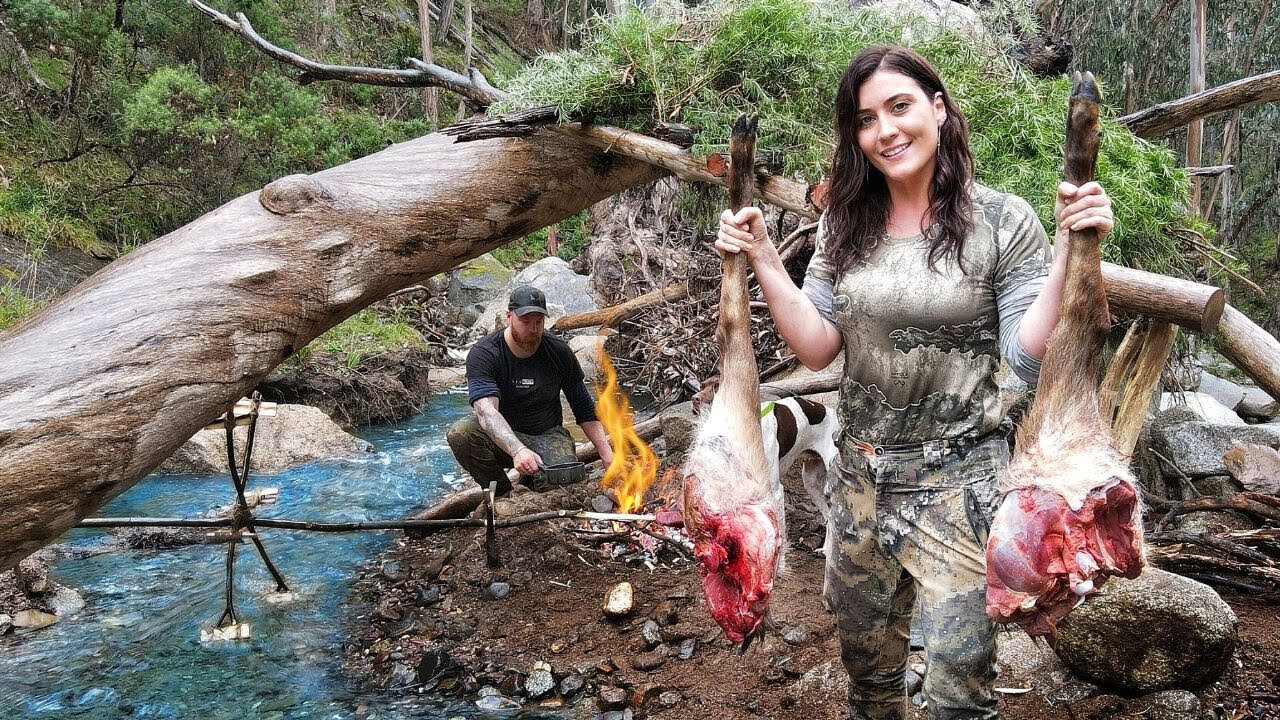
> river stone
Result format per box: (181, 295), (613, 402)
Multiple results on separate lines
(794, 659), (844, 697)
(1148, 407), (1280, 478)
(524, 661), (555, 698)
(471, 257), (597, 333)
(448, 253), (514, 325)
(483, 582), (511, 600)
(1223, 443), (1280, 494)
(475, 694), (521, 712)
(640, 619), (662, 648)
(1133, 689), (1201, 720)
(658, 402), (698, 456)
(782, 624), (809, 646)
(160, 404), (373, 474)
(0, 613), (10, 634)
(1196, 372), (1246, 410)
(1239, 386), (1279, 421)
(632, 651), (665, 671)
(602, 582), (634, 619)
(11, 609), (58, 631)
(1055, 569), (1237, 692)
(1159, 392), (1245, 426)
(598, 685), (628, 710)
(678, 638), (696, 660)
(417, 647), (455, 683)
(558, 673), (585, 696)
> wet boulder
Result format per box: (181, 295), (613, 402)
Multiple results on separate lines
(159, 404), (372, 474)
(1055, 569), (1237, 692)
(1147, 407), (1280, 479)
(448, 253), (514, 326)
(1239, 386), (1279, 422)
(472, 257), (598, 334)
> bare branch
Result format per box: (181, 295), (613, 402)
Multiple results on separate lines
(1120, 68), (1280, 138)
(1186, 165), (1233, 177)
(187, 0), (498, 106)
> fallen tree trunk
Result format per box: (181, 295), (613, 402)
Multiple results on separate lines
(0, 130), (665, 571)
(1118, 68), (1280, 138)
(1216, 305), (1280, 401)
(553, 282), (689, 331)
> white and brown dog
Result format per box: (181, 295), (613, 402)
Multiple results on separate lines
(760, 396), (837, 528)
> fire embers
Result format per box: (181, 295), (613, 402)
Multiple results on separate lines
(985, 477), (1144, 639)
(682, 476), (781, 648)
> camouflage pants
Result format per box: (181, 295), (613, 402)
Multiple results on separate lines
(446, 417), (576, 495)
(823, 435), (1009, 720)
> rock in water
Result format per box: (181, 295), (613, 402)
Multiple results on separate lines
(1054, 569), (1237, 692)
(602, 582), (634, 619)
(11, 609), (57, 631)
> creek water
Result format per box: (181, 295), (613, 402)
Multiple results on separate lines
(0, 392), (534, 719)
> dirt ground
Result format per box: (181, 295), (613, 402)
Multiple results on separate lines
(346, 470), (1280, 720)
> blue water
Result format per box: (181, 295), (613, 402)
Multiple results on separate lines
(0, 392), (507, 719)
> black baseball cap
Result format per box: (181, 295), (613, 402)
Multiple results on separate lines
(508, 285), (548, 317)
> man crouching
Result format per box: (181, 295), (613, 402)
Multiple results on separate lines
(447, 285), (613, 495)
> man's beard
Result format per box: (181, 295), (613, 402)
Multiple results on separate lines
(511, 326), (542, 352)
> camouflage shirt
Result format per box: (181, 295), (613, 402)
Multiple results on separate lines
(802, 184), (1050, 447)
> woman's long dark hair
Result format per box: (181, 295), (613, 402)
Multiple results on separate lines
(824, 46), (974, 275)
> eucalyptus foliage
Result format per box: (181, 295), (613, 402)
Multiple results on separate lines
(493, 0), (1193, 271)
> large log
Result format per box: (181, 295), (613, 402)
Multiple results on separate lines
(0, 130), (665, 571)
(1216, 305), (1280, 402)
(1100, 263), (1223, 333)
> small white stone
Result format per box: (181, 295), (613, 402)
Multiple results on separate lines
(200, 622), (252, 642)
(602, 582), (635, 619)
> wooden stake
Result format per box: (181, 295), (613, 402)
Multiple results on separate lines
(485, 480), (500, 569)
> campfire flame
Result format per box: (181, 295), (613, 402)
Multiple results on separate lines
(595, 343), (658, 514)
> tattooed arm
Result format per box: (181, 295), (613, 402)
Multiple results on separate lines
(473, 396), (542, 475)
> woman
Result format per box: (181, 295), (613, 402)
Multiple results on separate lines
(716, 46), (1113, 720)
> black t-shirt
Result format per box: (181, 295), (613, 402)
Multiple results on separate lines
(465, 329), (598, 435)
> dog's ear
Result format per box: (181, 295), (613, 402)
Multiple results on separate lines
(691, 375), (722, 414)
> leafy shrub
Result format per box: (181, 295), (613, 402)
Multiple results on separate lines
(493, 0), (1194, 272)
(293, 309), (427, 371)
(492, 210), (591, 267)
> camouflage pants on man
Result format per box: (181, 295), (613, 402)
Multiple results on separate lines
(446, 417), (577, 496)
(823, 435), (1009, 720)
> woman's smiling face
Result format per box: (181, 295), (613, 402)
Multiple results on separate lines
(854, 69), (947, 193)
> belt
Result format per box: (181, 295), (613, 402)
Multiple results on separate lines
(847, 431), (991, 465)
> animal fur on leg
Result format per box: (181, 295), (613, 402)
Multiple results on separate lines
(985, 73), (1144, 639)
(681, 114), (783, 651)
